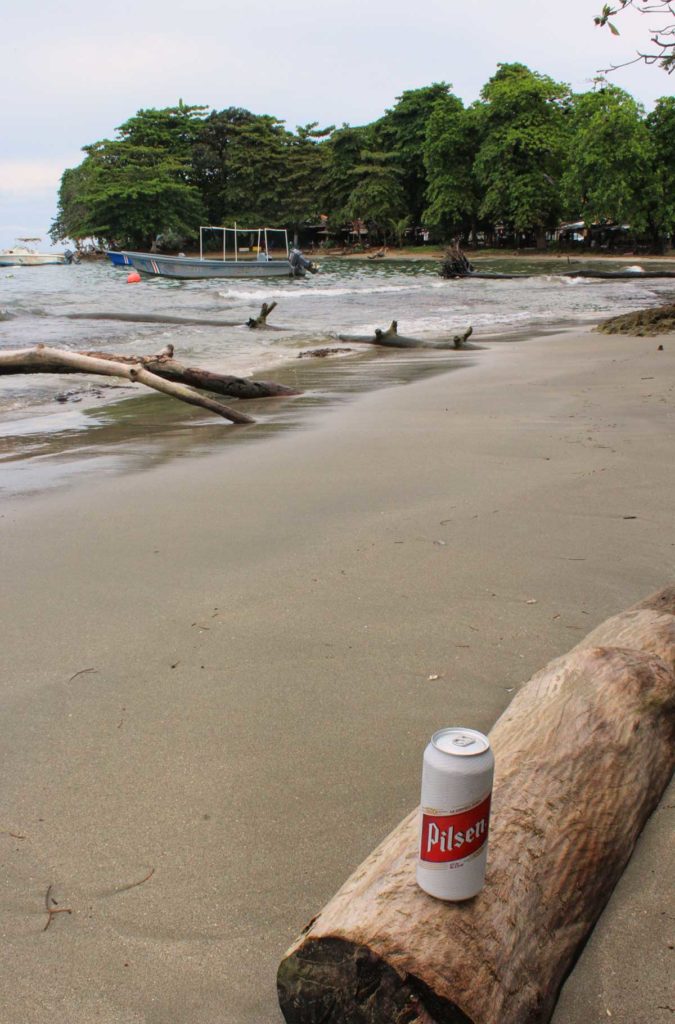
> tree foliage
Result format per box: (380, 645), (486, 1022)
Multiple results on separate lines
(474, 64), (571, 245)
(560, 82), (654, 233)
(51, 66), (675, 252)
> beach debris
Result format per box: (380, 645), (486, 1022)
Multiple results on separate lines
(525, 598), (537, 604)
(338, 320), (474, 350)
(0, 342), (301, 424)
(438, 241), (475, 278)
(107, 867), (155, 895)
(427, 674), (440, 681)
(594, 303), (675, 336)
(43, 885), (72, 932)
(246, 300), (277, 329)
(298, 347), (355, 358)
(277, 584), (675, 1024)
(68, 667), (97, 682)
(65, 304), (282, 329)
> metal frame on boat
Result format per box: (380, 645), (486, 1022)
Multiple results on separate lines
(118, 225), (316, 279)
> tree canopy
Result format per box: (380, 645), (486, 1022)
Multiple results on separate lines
(51, 62), (675, 253)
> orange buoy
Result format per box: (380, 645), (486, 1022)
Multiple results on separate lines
(127, 271), (141, 283)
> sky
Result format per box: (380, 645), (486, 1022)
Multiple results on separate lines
(1, 0), (672, 249)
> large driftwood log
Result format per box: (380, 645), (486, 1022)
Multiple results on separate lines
(277, 587), (675, 1024)
(0, 346), (254, 424)
(76, 345), (300, 399)
(64, 302), (286, 330)
(338, 321), (474, 350)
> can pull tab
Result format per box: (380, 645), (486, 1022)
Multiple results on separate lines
(452, 734), (477, 748)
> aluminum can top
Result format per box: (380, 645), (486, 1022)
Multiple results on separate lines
(431, 727), (490, 757)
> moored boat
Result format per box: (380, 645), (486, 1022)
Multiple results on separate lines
(105, 251), (134, 267)
(0, 238), (75, 267)
(119, 225), (317, 280)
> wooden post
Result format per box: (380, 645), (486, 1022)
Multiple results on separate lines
(277, 588), (675, 1024)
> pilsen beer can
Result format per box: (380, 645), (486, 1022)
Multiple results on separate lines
(416, 727), (494, 901)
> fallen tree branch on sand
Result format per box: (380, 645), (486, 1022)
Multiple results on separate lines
(339, 320), (474, 349)
(277, 585), (675, 1024)
(0, 345), (258, 423)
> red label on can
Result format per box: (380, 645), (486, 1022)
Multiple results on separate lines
(420, 793), (492, 863)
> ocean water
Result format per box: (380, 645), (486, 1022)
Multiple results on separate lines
(1, 255), (673, 495)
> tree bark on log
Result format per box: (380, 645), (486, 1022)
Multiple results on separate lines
(277, 587), (675, 1024)
(0, 346), (255, 424)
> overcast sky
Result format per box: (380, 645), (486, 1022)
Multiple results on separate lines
(1, 0), (671, 249)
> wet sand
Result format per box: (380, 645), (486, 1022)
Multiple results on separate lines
(1, 326), (673, 1023)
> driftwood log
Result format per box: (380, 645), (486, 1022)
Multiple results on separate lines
(277, 586), (675, 1024)
(338, 321), (474, 350)
(0, 346), (256, 424)
(64, 302), (285, 330)
(247, 301), (278, 329)
(439, 243), (475, 279)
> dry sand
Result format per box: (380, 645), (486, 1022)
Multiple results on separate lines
(1, 327), (673, 1023)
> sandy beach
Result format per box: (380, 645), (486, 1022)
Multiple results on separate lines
(1, 324), (673, 1023)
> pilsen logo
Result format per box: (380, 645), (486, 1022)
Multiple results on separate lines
(420, 793), (491, 863)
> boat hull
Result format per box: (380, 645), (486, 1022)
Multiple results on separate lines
(123, 252), (299, 279)
(105, 251), (133, 267)
(0, 252), (67, 267)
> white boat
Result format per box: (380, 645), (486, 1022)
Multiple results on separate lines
(121, 225), (317, 280)
(0, 238), (74, 267)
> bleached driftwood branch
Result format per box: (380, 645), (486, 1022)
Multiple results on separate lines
(0, 345), (254, 424)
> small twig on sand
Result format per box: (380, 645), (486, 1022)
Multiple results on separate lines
(68, 668), (97, 682)
(110, 867), (155, 894)
(43, 885), (72, 931)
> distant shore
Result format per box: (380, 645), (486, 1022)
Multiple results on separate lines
(1, 323), (673, 1024)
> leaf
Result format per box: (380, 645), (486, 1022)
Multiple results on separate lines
(608, 20), (621, 35)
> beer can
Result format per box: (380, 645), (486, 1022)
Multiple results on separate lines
(416, 727), (494, 901)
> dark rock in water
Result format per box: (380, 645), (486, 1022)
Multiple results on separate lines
(595, 303), (675, 336)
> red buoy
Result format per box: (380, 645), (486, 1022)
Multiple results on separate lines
(127, 271), (141, 283)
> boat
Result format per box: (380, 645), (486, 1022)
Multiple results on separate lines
(0, 238), (76, 267)
(120, 225), (317, 280)
(105, 251), (134, 267)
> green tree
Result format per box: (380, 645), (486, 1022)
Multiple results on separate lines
(280, 122), (334, 245)
(343, 149), (407, 243)
(560, 82), (655, 238)
(474, 63), (571, 247)
(323, 123), (374, 221)
(645, 95), (675, 247)
(423, 94), (481, 242)
(51, 104), (208, 248)
(376, 83), (452, 225)
(190, 108), (291, 227)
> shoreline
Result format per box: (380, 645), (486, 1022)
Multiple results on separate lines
(1, 326), (673, 1023)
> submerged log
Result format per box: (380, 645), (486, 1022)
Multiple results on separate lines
(65, 302), (286, 330)
(247, 301), (278, 329)
(338, 321), (474, 350)
(439, 242), (475, 279)
(277, 586), (675, 1024)
(0, 346), (255, 424)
